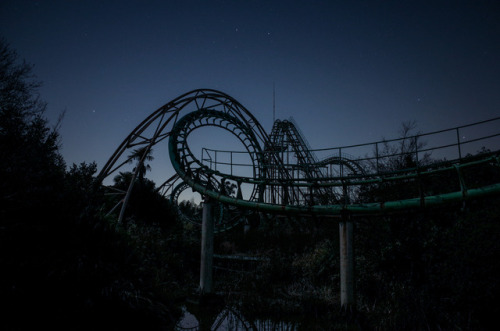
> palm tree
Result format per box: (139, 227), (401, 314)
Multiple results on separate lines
(127, 146), (154, 181)
(113, 171), (134, 190)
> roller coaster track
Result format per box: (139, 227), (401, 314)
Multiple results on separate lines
(266, 118), (331, 205)
(98, 89), (500, 228)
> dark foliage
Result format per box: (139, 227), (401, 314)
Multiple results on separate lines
(0, 40), (65, 224)
(215, 124), (500, 330)
(354, 199), (500, 330)
(2, 38), (499, 330)
(0, 39), (182, 330)
(353, 128), (500, 329)
(111, 171), (180, 230)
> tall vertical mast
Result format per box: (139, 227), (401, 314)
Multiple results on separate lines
(273, 82), (276, 124)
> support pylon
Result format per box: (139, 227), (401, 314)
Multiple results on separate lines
(200, 197), (214, 295)
(339, 214), (355, 310)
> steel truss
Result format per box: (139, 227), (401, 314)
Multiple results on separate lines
(98, 89), (500, 231)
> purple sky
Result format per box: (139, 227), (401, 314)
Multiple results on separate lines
(1, 0), (499, 185)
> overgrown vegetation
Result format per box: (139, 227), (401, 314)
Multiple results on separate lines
(210, 125), (500, 330)
(0, 39), (197, 330)
(2, 38), (499, 330)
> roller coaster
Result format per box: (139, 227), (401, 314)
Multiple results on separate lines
(97, 89), (500, 229)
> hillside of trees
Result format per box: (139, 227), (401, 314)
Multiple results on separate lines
(1, 39), (499, 330)
(0, 39), (197, 330)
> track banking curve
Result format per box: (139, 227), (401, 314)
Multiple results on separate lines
(98, 89), (500, 223)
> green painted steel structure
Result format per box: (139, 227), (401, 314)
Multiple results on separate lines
(98, 89), (500, 224)
(98, 89), (500, 309)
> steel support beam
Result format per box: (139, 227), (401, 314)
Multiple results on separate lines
(200, 197), (214, 295)
(339, 216), (355, 309)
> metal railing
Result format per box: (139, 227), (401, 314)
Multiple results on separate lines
(200, 116), (500, 180)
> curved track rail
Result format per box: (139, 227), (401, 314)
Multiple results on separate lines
(98, 89), (500, 227)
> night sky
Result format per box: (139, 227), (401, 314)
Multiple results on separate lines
(1, 1), (500, 183)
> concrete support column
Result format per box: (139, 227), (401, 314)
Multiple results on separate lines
(339, 217), (355, 309)
(200, 197), (214, 295)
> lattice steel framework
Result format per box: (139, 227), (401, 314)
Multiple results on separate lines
(98, 89), (500, 230)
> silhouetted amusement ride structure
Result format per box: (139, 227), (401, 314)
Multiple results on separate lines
(97, 89), (500, 309)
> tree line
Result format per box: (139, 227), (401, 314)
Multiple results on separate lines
(2, 38), (499, 330)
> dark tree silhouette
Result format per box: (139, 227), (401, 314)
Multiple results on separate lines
(127, 146), (154, 180)
(375, 120), (431, 173)
(0, 39), (65, 219)
(113, 170), (134, 189)
(0, 39), (181, 329)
